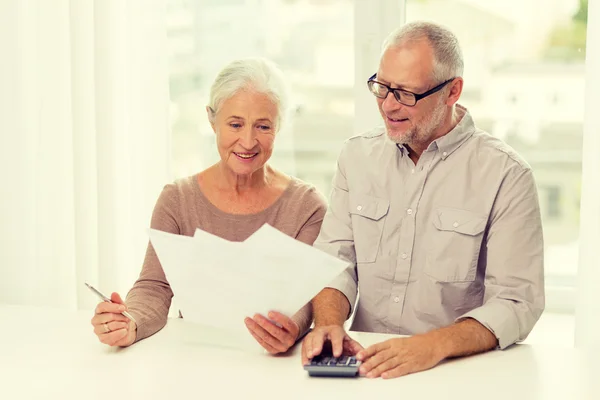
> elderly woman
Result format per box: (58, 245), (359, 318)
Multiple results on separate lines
(90, 58), (327, 354)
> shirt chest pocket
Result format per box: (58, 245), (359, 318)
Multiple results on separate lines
(349, 193), (390, 264)
(425, 207), (487, 282)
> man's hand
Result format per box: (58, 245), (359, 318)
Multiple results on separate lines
(357, 319), (498, 379)
(357, 334), (445, 379)
(301, 325), (363, 365)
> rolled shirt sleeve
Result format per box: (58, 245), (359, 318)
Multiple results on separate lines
(457, 166), (545, 349)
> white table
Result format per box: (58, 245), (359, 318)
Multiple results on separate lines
(1, 305), (598, 400)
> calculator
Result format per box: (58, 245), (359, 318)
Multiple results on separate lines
(303, 354), (361, 377)
(303, 341), (361, 377)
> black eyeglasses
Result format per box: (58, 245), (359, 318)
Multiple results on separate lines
(367, 73), (454, 107)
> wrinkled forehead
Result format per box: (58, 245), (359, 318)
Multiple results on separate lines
(219, 89), (279, 118)
(377, 39), (436, 91)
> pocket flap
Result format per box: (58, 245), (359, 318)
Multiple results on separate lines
(433, 207), (486, 236)
(349, 193), (390, 221)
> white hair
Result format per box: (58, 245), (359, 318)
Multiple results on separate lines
(382, 21), (464, 83)
(207, 57), (291, 130)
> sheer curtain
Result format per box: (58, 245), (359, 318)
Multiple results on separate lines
(0, 0), (170, 310)
(575, 0), (600, 347)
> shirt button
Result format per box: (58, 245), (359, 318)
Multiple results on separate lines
(394, 296), (400, 303)
(407, 209), (413, 215)
(411, 169), (415, 174)
(356, 205), (362, 211)
(401, 253), (408, 259)
(453, 222), (459, 228)
(442, 151), (448, 157)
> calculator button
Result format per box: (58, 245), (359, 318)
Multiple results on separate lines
(338, 357), (348, 365)
(349, 358), (357, 365)
(328, 360), (337, 366)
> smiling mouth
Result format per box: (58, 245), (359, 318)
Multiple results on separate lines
(388, 116), (409, 123)
(234, 152), (258, 160)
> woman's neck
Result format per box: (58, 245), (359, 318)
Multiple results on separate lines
(215, 162), (273, 194)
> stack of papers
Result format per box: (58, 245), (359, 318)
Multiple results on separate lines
(148, 224), (349, 350)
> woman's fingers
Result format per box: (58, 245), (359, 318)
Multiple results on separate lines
(91, 294), (135, 347)
(267, 311), (298, 336)
(91, 312), (129, 326)
(253, 314), (294, 347)
(97, 328), (128, 346)
(245, 322), (280, 354)
(93, 320), (129, 336)
(94, 301), (126, 315)
(110, 292), (126, 305)
(245, 317), (290, 353)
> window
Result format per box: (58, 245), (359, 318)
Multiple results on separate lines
(166, 0), (354, 198)
(541, 185), (563, 219)
(406, 0), (587, 312)
(166, 0), (587, 314)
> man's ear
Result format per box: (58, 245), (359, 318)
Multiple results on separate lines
(446, 77), (464, 106)
(206, 106), (216, 133)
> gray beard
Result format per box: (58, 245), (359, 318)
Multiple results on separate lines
(386, 103), (446, 148)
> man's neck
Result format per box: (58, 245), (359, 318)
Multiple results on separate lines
(406, 106), (463, 164)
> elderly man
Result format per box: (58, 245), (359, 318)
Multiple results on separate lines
(302, 21), (545, 379)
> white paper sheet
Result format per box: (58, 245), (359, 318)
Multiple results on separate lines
(148, 224), (349, 350)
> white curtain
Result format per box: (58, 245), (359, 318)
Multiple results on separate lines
(0, 0), (170, 310)
(575, 0), (600, 347)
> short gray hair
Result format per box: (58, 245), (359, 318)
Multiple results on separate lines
(207, 57), (291, 130)
(382, 21), (464, 83)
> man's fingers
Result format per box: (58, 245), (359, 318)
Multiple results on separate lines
(381, 363), (412, 379)
(301, 330), (321, 364)
(301, 339), (310, 365)
(359, 349), (395, 376)
(267, 311), (298, 335)
(357, 340), (388, 361)
(366, 355), (402, 379)
(329, 328), (346, 357)
(305, 330), (325, 360)
(343, 337), (364, 355)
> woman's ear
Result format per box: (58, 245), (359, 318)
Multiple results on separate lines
(206, 106), (216, 133)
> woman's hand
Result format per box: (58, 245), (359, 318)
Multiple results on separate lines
(244, 311), (299, 354)
(91, 292), (137, 347)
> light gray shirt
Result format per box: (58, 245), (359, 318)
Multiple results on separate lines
(314, 105), (545, 349)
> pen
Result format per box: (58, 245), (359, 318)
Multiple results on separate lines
(85, 282), (137, 323)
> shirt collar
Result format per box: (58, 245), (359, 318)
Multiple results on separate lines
(431, 105), (476, 160)
(395, 142), (407, 156)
